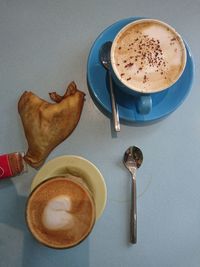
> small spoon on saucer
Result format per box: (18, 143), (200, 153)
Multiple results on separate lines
(99, 41), (120, 132)
(123, 146), (143, 244)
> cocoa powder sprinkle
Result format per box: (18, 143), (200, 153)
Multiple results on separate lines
(115, 30), (171, 87)
(143, 75), (147, 83)
(121, 34), (167, 71)
(124, 62), (134, 68)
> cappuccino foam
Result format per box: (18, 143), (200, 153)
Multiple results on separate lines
(42, 195), (74, 230)
(26, 175), (95, 248)
(112, 20), (186, 93)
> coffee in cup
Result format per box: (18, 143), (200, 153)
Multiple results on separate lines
(111, 19), (187, 113)
(26, 174), (95, 249)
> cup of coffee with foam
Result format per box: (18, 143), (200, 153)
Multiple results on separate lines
(25, 156), (107, 249)
(110, 19), (187, 114)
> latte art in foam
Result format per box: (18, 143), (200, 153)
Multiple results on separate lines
(111, 19), (186, 93)
(26, 175), (95, 248)
(42, 195), (74, 230)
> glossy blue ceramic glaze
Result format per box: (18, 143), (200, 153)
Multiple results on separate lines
(87, 17), (194, 123)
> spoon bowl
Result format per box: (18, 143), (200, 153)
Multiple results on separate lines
(99, 42), (112, 70)
(124, 146), (143, 171)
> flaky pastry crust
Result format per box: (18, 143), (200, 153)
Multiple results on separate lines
(18, 81), (85, 168)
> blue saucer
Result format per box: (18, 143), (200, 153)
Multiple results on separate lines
(87, 17), (194, 123)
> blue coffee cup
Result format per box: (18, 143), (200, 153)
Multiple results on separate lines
(110, 19), (187, 115)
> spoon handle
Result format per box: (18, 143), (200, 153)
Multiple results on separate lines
(108, 71), (120, 132)
(131, 173), (137, 243)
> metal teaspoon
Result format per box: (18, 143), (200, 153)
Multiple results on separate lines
(123, 146), (143, 244)
(99, 41), (120, 132)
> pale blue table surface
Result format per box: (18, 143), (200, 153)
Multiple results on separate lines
(0, 0), (200, 267)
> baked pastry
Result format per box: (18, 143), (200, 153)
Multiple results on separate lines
(18, 81), (85, 168)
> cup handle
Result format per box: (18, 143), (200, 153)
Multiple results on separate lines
(136, 95), (152, 115)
